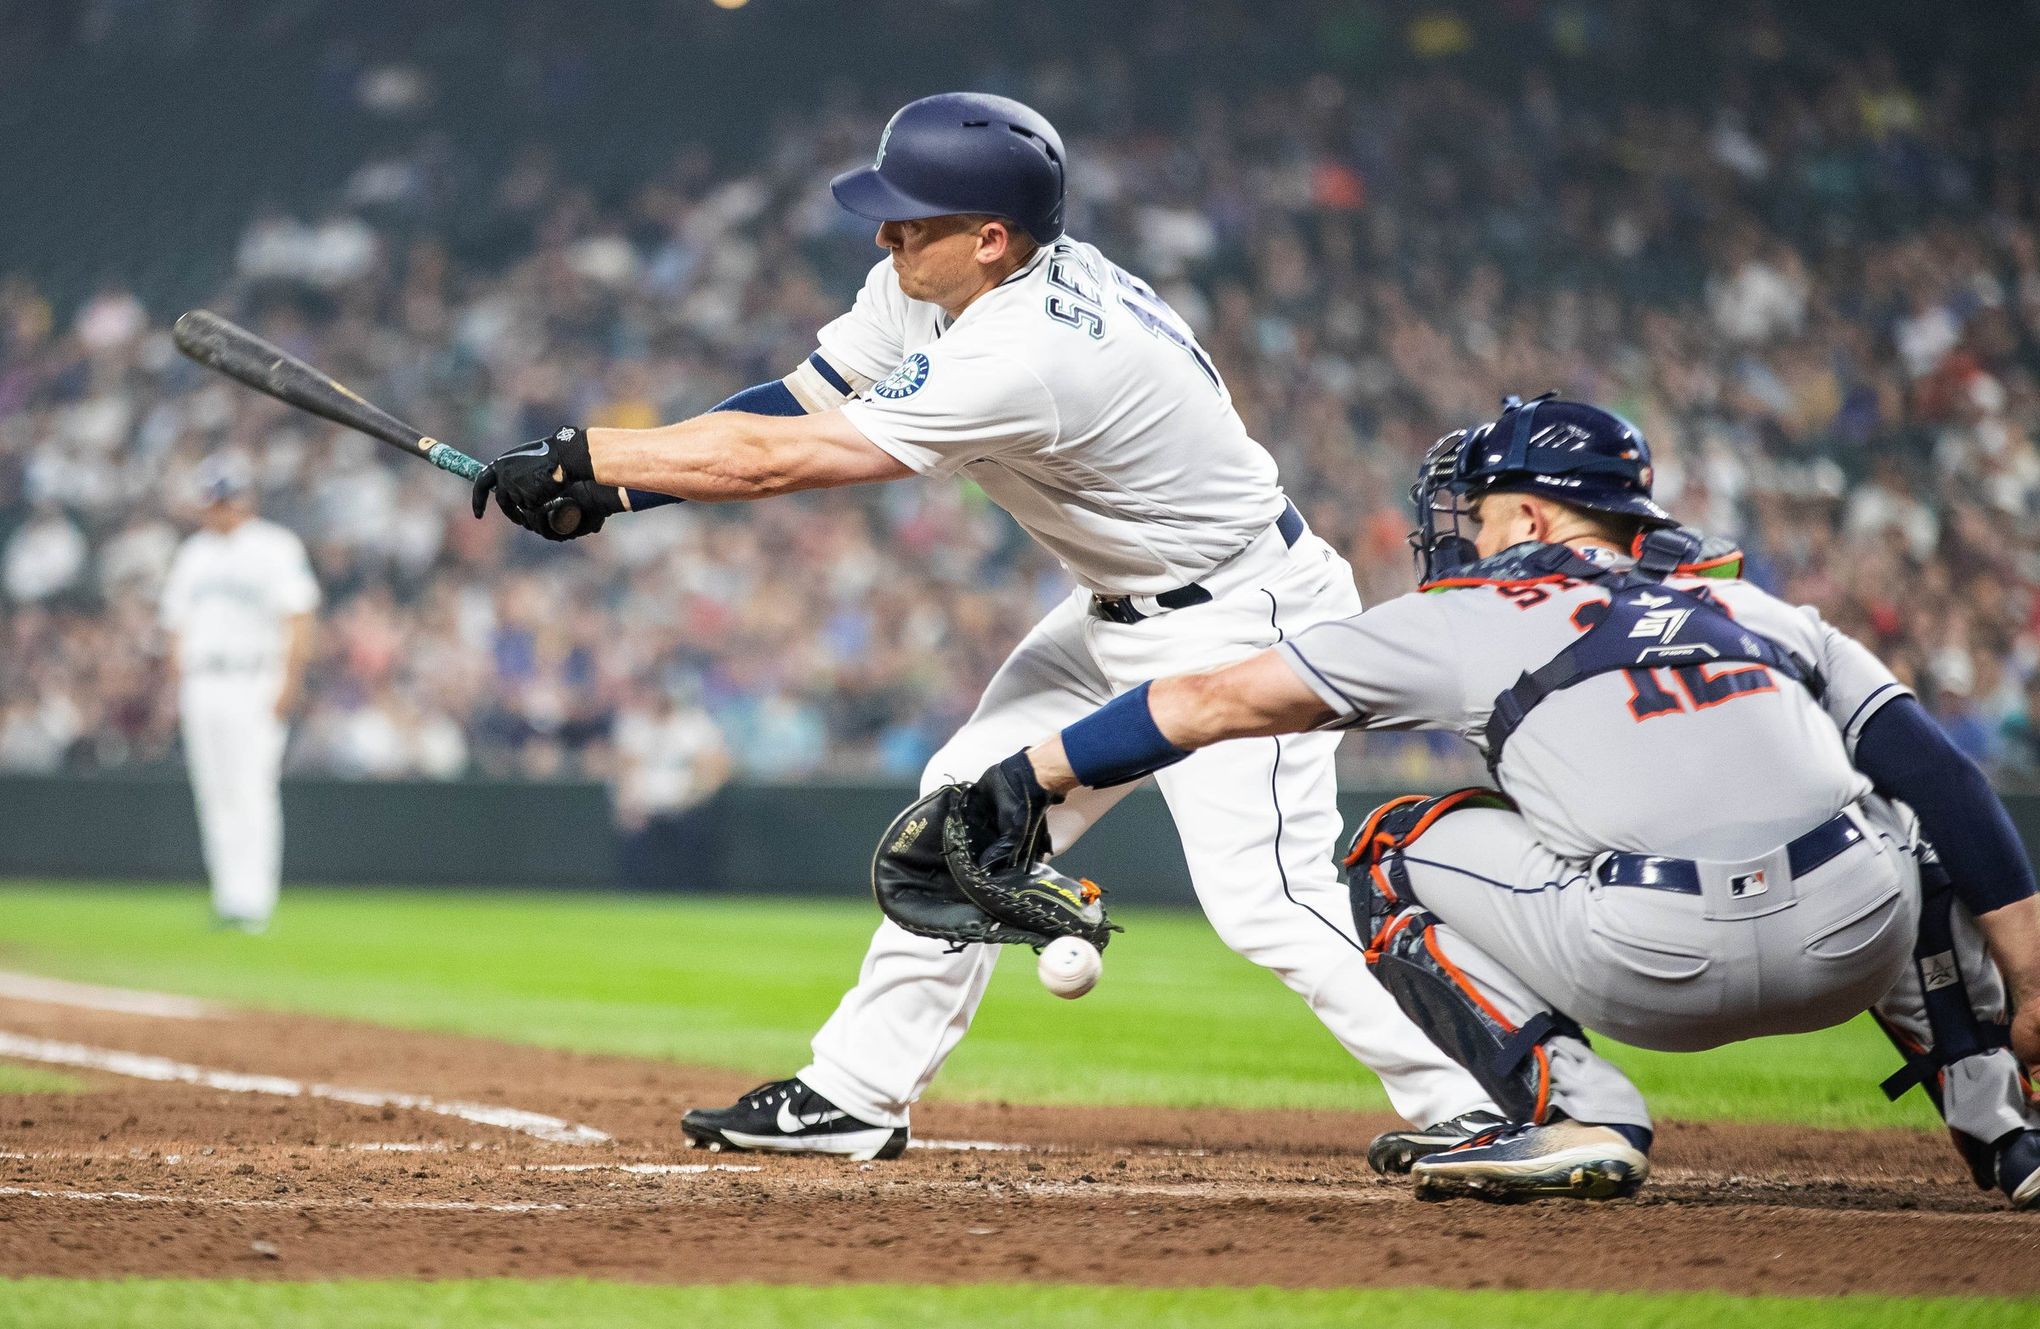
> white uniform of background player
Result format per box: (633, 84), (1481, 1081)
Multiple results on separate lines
(788, 236), (1485, 1132)
(160, 456), (318, 930)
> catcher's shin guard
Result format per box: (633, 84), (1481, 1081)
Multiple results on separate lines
(1366, 912), (1576, 1122)
(1874, 861), (2028, 1189)
(1345, 789), (1570, 1123)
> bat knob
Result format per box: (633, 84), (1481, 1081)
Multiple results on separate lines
(543, 498), (584, 537)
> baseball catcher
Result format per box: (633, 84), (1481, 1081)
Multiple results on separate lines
(967, 394), (2040, 1206)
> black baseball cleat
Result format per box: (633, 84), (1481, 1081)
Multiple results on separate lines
(1366, 1109), (1511, 1176)
(681, 1078), (908, 1161)
(1410, 1119), (1651, 1202)
(1996, 1128), (2040, 1211)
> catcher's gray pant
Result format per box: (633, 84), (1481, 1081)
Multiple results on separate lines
(800, 532), (1493, 1129)
(1379, 797), (1924, 1129)
(1872, 863), (2040, 1171)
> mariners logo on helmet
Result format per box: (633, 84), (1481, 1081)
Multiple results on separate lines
(874, 352), (931, 400)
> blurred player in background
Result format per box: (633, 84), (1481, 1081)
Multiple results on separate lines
(160, 455), (318, 932)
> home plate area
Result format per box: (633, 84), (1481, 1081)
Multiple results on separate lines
(0, 989), (2029, 1296)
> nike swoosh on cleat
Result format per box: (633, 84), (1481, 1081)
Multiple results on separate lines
(776, 1101), (847, 1133)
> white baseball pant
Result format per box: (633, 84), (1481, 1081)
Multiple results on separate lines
(179, 680), (287, 925)
(801, 530), (1494, 1128)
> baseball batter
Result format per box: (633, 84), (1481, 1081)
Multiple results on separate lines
(966, 396), (2040, 1204)
(160, 455), (318, 932)
(472, 92), (1494, 1156)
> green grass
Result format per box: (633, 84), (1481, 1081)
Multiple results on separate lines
(0, 1281), (2026, 1329)
(0, 882), (1935, 1127)
(0, 1063), (85, 1094)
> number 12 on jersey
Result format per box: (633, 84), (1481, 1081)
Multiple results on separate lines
(1625, 663), (1777, 721)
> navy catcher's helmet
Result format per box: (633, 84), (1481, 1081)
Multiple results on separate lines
(831, 92), (1066, 242)
(1410, 394), (1673, 583)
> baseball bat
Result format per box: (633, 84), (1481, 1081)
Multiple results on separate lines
(171, 309), (579, 535)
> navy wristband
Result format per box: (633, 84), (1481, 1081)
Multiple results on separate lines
(1061, 682), (1192, 789)
(626, 379), (809, 512)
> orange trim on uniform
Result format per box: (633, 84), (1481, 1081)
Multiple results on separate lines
(1369, 861), (1400, 909)
(1422, 930), (1517, 1033)
(1530, 1045), (1552, 1122)
(1418, 573), (1578, 593)
(1364, 908), (1418, 960)
(1398, 788), (1505, 848)
(1342, 794), (1429, 866)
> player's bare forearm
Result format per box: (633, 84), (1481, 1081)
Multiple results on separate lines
(1978, 896), (2040, 1064)
(1028, 651), (1335, 795)
(276, 613), (314, 718)
(588, 410), (909, 502)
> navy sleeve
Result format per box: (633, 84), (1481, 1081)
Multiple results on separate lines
(624, 379), (808, 512)
(1854, 695), (2037, 914)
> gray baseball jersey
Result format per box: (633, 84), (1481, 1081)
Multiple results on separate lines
(1277, 552), (1909, 863)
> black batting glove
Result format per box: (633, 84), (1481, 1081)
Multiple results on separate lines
(471, 426), (595, 523)
(527, 480), (628, 541)
(961, 750), (1062, 873)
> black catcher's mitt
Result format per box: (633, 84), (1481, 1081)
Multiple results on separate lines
(870, 784), (1120, 952)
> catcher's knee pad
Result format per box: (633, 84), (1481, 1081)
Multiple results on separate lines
(1367, 911), (1577, 1123)
(1342, 788), (1513, 944)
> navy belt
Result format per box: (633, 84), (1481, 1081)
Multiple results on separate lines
(1597, 811), (1864, 895)
(1091, 500), (1305, 625)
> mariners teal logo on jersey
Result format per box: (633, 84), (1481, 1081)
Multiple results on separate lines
(874, 352), (930, 399)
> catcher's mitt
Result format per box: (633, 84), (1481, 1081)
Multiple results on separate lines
(870, 784), (1120, 952)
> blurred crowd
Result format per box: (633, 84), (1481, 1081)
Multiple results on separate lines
(6, 3), (2040, 789)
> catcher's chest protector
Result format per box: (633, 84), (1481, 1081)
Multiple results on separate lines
(1478, 538), (1822, 772)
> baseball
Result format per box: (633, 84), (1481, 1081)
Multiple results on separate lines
(1037, 936), (1103, 999)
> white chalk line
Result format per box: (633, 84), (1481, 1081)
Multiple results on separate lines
(0, 972), (214, 1020)
(0, 1032), (610, 1146)
(0, 1185), (568, 1214)
(908, 1137), (1209, 1157)
(527, 1162), (762, 1175)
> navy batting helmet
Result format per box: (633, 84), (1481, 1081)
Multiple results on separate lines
(831, 92), (1066, 242)
(1411, 394), (1673, 583)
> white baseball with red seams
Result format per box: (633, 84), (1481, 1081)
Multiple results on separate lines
(1036, 937), (1102, 999)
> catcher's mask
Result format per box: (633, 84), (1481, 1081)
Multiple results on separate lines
(1409, 393), (1675, 585)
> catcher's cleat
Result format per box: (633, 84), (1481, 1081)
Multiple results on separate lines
(1410, 1119), (1650, 1203)
(1367, 1109), (1511, 1176)
(1997, 1129), (2040, 1211)
(681, 1078), (908, 1161)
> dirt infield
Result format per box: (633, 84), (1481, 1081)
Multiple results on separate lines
(0, 991), (2034, 1296)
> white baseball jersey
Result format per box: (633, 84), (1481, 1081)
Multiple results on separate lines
(820, 239), (1285, 596)
(160, 518), (320, 694)
(1277, 553), (1908, 862)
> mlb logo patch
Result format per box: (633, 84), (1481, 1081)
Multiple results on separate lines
(1920, 951), (1960, 991)
(1729, 870), (1768, 899)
